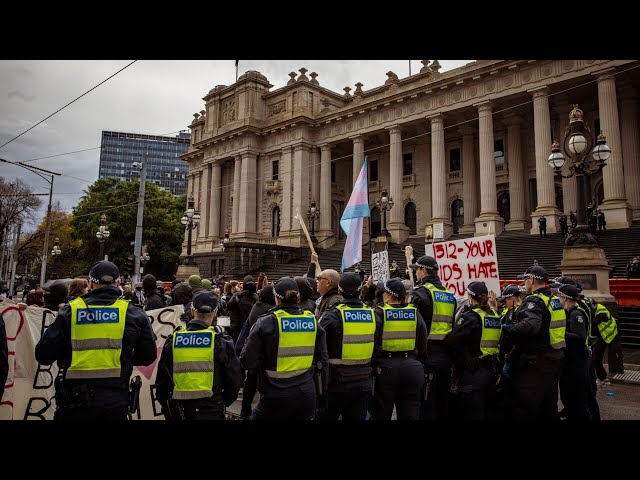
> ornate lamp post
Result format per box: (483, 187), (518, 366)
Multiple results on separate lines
(180, 195), (201, 265)
(548, 105), (611, 246)
(219, 229), (230, 251)
(307, 200), (320, 244)
(375, 189), (394, 238)
(50, 237), (62, 279)
(95, 213), (110, 260)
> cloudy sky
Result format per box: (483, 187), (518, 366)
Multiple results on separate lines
(0, 59), (472, 229)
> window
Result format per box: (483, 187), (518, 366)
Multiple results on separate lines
(404, 202), (417, 235)
(271, 207), (281, 237)
(594, 118), (601, 136)
(449, 148), (461, 172)
(272, 160), (279, 181)
(494, 139), (505, 167)
(369, 159), (378, 182)
(403, 153), (413, 176)
(331, 162), (336, 183)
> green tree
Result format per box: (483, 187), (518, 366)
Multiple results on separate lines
(71, 178), (186, 279)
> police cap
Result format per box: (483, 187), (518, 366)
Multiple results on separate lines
(383, 278), (405, 298)
(551, 283), (580, 301)
(339, 272), (363, 296)
(466, 281), (488, 298)
(498, 284), (521, 301)
(89, 260), (120, 284)
(522, 265), (548, 282)
(192, 291), (218, 313)
(410, 255), (439, 270)
(274, 277), (298, 300)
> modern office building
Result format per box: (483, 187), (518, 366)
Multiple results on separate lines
(99, 130), (191, 196)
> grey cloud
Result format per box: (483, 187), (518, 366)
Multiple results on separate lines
(8, 91), (36, 102)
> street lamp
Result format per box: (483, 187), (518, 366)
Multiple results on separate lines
(375, 189), (394, 238)
(50, 237), (62, 279)
(140, 244), (150, 274)
(307, 200), (320, 244)
(219, 229), (230, 251)
(95, 213), (110, 260)
(548, 104), (611, 246)
(180, 194), (201, 265)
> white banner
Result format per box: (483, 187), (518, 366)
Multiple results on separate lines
(371, 250), (390, 283)
(0, 299), (184, 420)
(425, 235), (501, 298)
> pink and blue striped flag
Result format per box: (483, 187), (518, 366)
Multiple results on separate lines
(341, 157), (370, 272)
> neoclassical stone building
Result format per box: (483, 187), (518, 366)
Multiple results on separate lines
(181, 60), (640, 274)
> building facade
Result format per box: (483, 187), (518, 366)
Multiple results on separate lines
(180, 60), (640, 272)
(99, 130), (190, 196)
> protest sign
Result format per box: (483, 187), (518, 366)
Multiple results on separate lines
(371, 250), (389, 283)
(425, 235), (501, 298)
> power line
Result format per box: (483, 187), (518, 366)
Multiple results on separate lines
(0, 60), (138, 151)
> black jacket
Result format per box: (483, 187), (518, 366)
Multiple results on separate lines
(155, 319), (242, 414)
(319, 298), (375, 392)
(35, 286), (157, 393)
(501, 287), (564, 359)
(0, 315), (8, 401)
(564, 305), (588, 357)
(235, 300), (274, 357)
(372, 303), (428, 368)
(144, 289), (166, 311)
(240, 303), (328, 394)
(227, 290), (258, 332)
(315, 287), (342, 319)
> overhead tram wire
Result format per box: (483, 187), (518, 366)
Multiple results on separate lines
(0, 60), (138, 151)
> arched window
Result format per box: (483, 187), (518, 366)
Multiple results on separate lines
(271, 206), (280, 237)
(371, 207), (381, 238)
(404, 202), (417, 235)
(451, 199), (464, 233)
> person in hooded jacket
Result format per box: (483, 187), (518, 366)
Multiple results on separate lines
(227, 276), (258, 343)
(295, 276), (316, 313)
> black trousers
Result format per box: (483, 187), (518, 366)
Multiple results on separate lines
(539, 227), (547, 238)
(592, 334), (624, 380)
(55, 391), (129, 421)
(241, 370), (258, 417)
(319, 389), (370, 421)
(183, 403), (226, 420)
(370, 358), (424, 421)
(587, 352), (601, 421)
(512, 354), (563, 421)
(252, 380), (316, 420)
(421, 349), (452, 420)
(559, 353), (592, 422)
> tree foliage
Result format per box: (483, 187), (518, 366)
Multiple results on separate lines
(0, 176), (42, 244)
(71, 178), (186, 279)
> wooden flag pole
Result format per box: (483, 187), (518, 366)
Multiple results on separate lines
(295, 208), (322, 277)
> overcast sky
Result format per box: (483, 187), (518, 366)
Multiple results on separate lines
(0, 59), (472, 230)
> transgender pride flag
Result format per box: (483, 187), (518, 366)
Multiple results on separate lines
(340, 157), (370, 272)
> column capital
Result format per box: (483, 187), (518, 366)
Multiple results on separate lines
(349, 134), (364, 143)
(293, 143), (311, 153)
(211, 161), (222, 170)
(319, 143), (333, 152)
(527, 85), (549, 98)
(385, 125), (402, 135)
(426, 113), (443, 125)
(458, 126), (476, 136)
(473, 100), (493, 112)
(234, 155), (242, 163)
(593, 67), (616, 82)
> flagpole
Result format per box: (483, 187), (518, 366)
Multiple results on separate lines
(235, 60), (239, 82)
(409, 60), (411, 76)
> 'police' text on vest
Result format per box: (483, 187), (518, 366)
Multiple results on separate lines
(385, 309), (416, 321)
(76, 307), (120, 324)
(282, 317), (315, 332)
(175, 332), (212, 348)
(344, 310), (374, 323)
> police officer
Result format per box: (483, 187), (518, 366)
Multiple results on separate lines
(552, 284), (591, 421)
(240, 277), (328, 420)
(409, 255), (455, 420)
(591, 300), (624, 386)
(446, 281), (501, 420)
(35, 260), (157, 421)
(370, 279), (428, 420)
(500, 265), (566, 421)
(319, 272), (377, 420)
(155, 291), (242, 420)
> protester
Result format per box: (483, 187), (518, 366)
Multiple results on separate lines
(626, 256), (640, 279)
(295, 276), (316, 313)
(143, 274), (165, 311)
(227, 275), (258, 343)
(315, 269), (342, 318)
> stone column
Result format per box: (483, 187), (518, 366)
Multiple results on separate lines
(387, 125), (409, 243)
(291, 144), (310, 247)
(553, 97), (577, 215)
(193, 170), (202, 241)
(352, 135), (365, 183)
(209, 163), (222, 238)
(231, 156), (242, 235)
(238, 151), (257, 237)
(429, 114), (452, 239)
(319, 144), (334, 247)
(619, 85), (640, 219)
(596, 70), (631, 228)
(280, 146), (293, 243)
(310, 146), (321, 207)
(504, 116), (527, 230)
(459, 126), (478, 234)
(474, 101), (504, 236)
(529, 86), (560, 234)
(198, 163), (210, 242)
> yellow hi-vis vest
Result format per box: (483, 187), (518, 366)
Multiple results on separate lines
(530, 293), (567, 349)
(472, 307), (502, 357)
(379, 304), (417, 352)
(68, 297), (128, 379)
(172, 326), (216, 400)
(595, 303), (618, 344)
(268, 310), (317, 379)
(422, 283), (456, 341)
(332, 304), (376, 365)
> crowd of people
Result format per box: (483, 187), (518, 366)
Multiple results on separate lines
(0, 250), (627, 421)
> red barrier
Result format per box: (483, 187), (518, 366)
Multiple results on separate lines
(499, 279), (640, 307)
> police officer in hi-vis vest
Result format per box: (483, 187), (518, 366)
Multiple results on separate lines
(446, 281), (501, 420)
(318, 272), (377, 420)
(500, 265), (566, 421)
(35, 261), (157, 421)
(409, 255), (455, 420)
(240, 277), (328, 420)
(370, 278), (428, 420)
(156, 291), (242, 420)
